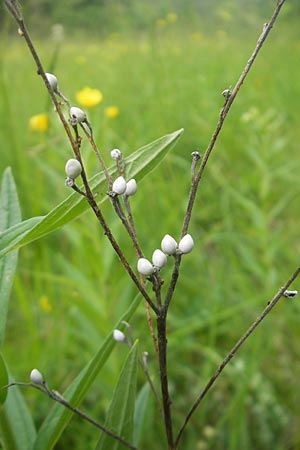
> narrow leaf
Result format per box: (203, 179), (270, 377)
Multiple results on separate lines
(0, 129), (183, 258)
(33, 294), (142, 450)
(0, 364), (36, 450)
(0, 168), (21, 346)
(0, 353), (8, 404)
(95, 341), (139, 450)
(133, 383), (151, 447)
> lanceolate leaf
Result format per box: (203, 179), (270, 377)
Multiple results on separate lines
(95, 341), (139, 450)
(0, 168), (21, 346)
(33, 294), (142, 450)
(0, 129), (183, 258)
(0, 363), (37, 450)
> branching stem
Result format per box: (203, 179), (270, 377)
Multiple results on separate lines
(174, 266), (300, 447)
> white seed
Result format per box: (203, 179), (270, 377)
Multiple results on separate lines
(161, 234), (177, 255)
(152, 249), (167, 268)
(65, 158), (82, 179)
(69, 106), (86, 123)
(137, 258), (154, 276)
(110, 148), (122, 159)
(45, 73), (58, 91)
(125, 179), (137, 196)
(178, 234), (194, 254)
(30, 368), (44, 385)
(112, 176), (127, 195)
(113, 329), (126, 342)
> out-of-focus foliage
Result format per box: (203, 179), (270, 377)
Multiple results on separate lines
(1, 0), (299, 36)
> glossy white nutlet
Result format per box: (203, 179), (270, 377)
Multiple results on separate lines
(45, 73), (58, 91)
(110, 148), (122, 159)
(65, 158), (82, 179)
(112, 176), (127, 195)
(125, 179), (137, 196)
(30, 368), (44, 385)
(69, 106), (87, 123)
(161, 234), (177, 255)
(178, 234), (194, 254)
(137, 258), (154, 276)
(113, 329), (126, 343)
(152, 249), (167, 269)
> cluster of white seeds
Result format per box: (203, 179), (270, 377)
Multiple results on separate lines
(112, 176), (137, 196)
(137, 233), (194, 276)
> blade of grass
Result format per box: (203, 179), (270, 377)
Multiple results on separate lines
(95, 341), (138, 450)
(0, 364), (37, 450)
(0, 168), (21, 346)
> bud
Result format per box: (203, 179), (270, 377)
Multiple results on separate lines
(65, 158), (82, 179)
(125, 179), (137, 196)
(152, 249), (167, 269)
(178, 234), (194, 254)
(137, 258), (154, 276)
(45, 73), (58, 92)
(161, 234), (177, 255)
(113, 329), (126, 343)
(69, 106), (87, 124)
(110, 148), (122, 160)
(112, 176), (127, 195)
(30, 368), (44, 385)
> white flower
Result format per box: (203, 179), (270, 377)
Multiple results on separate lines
(30, 368), (44, 385)
(112, 176), (127, 195)
(137, 258), (154, 276)
(125, 179), (137, 196)
(69, 106), (87, 123)
(110, 148), (122, 159)
(113, 329), (126, 342)
(161, 234), (177, 255)
(65, 158), (82, 179)
(178, 234), (194, 254)
(152, 249), (167, 269)
(45, 72), (58, 91)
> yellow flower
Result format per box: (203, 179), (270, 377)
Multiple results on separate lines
(156, 18), (167, 28)
(104, 106), (119, 119)
(76, 86), (103, 107)
(166, 12), (178, 23)
(29, 113), (48, 132)
(39, 295), (52, 313)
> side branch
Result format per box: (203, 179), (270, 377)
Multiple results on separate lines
(175, 265), (300, 447)
(181, 0), (286, 236)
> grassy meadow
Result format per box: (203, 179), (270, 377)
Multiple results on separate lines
(1, 3), (300, 450)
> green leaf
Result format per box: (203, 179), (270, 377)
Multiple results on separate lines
(0, 168), (21, 346)
(133, 383), (152, 447)
(0, 364), (36, 450)
(0, 129), (183, 258)
(0, 353), (8, 404)
(33, 294), (142, 450)
(95, 341), (139, 450)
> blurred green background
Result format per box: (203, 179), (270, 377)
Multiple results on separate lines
(1, 0), (300, 449)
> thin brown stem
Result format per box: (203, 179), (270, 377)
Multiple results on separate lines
(2, 382), (138, 450)
(181, 0), (286, 237)
(81, 124), (112, 188)
(175, 266), (300, 447)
